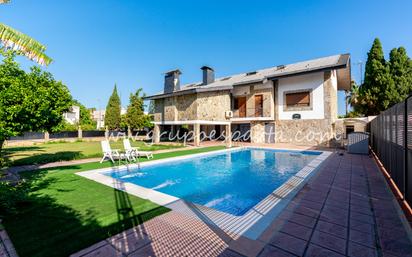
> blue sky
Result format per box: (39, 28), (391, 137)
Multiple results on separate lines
(2, 0), (412, 114)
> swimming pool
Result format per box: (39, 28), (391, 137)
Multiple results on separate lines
(104, 148), (321, 216)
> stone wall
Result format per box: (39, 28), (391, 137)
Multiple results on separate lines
(176, 94), (198, 120)
(245, 83), (274, 118)
(275, 119), (334, 146)
(153, 99), (164, 122)
(153, 90), (231, 122)
(250, 121), (265, 143)
(196, 91), (231, 120)
(323, 70), (338, 122)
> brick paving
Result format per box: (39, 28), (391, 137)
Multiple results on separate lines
(70, 152), (412, 257)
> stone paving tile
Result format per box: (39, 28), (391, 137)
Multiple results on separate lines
(347, 241), (378, 257)
(71, 241), (113, 257)
(107, 229), (151, 255)
(258, 245), (297, 257)
(349, 229), (376, 248)
(349, 219), (375, 235)
(79, 244), (123, 257)
(127, 240), (184, 257)
(279, 220), (313, 241)
(378, 227), (412, 257)
(269, 231), (307, 256)
(315, 220), (347, 239)
(279, 211), (317, 228)
(350, 212), (375, 225)
(319, 211), (348, 227)
(297, 199), (324, 211)
(285, 202), (321, 219)
(304, 243), (345, 257)
(228, 235), (265, 257)
(310, 230), (346, 255)
(350, 204), (373, 216)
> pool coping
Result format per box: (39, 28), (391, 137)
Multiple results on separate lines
(76, 146), (331, 240)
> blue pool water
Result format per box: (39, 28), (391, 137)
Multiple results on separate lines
(105, 148), (321, 216)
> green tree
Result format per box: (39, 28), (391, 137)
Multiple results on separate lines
(104, 84), (121, 130)
(0, 50), (72, 153)
(388, 47), (412, 104)
(126, 88), (151, 130)
(73, 100), (96, 130)
(360, 38), (394, 115)
(0, 2), (52, 65)
(346, 81), (360, 111)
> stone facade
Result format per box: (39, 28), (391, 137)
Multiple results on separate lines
(323, 71), (338, 122)
(197, 91), (231, 120)
(153, 90), (230, 122)
(232, 81), (274, 118)
(177, 94), (198, 120)
(275, 119), (334, 146)
(250, 121), (266, 143)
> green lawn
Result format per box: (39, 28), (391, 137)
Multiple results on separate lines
(4, 140), (183, 166)
(2, 146), (225, 257)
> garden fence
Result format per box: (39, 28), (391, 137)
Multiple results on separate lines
(8, 130), (147, 141)
(369, 95), (412, 205)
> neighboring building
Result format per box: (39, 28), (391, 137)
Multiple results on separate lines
(92, 108), (127, 129)
(63, 105), (80, 125)
(144, 54), (351, 146)
(336, 116), (376, 139)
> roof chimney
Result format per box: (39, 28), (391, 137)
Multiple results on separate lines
(201, 66), (214, 85)
(164, 69), (181, 93)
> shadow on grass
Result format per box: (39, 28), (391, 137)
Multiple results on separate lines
(10, 151), (83, 166)
(2, 166), (169, 257)
(3, 146), (44, 153)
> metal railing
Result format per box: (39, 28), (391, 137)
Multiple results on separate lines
(369, 95), (412, 205)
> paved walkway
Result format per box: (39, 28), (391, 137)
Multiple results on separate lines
(71, 152), (412, 257)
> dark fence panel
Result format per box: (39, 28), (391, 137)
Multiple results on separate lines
(50, 131), (78, 139)
(82, 130), (105, 138)
(369, 96), (411, 205)
(9, 132), (45, 141)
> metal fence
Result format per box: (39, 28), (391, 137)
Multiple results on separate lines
(369, 96), (412, 204)
(8, 130), (147, 141)
(8, 130), (105, 141)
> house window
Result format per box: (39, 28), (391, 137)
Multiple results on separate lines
(285, 91), (311, 109)
(234, 96), (246, 118)
(255, 95), (263, 117)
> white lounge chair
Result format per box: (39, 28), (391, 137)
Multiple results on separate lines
(100, 140), (129, 163)
(123, 138), (154, 159)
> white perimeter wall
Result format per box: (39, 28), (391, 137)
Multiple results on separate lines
(277, 72), (325, 120)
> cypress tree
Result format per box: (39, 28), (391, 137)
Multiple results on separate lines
(388, 47), (412, 104)
(360, 38), (393, 115)
(105, 84), (121, 130)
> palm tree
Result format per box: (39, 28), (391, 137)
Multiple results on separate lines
(346, 81), (360, 109)
(0, 1), (51, 65)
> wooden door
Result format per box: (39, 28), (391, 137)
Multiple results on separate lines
(237, 97), (246, 117)
(255, 95), (263, 117)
